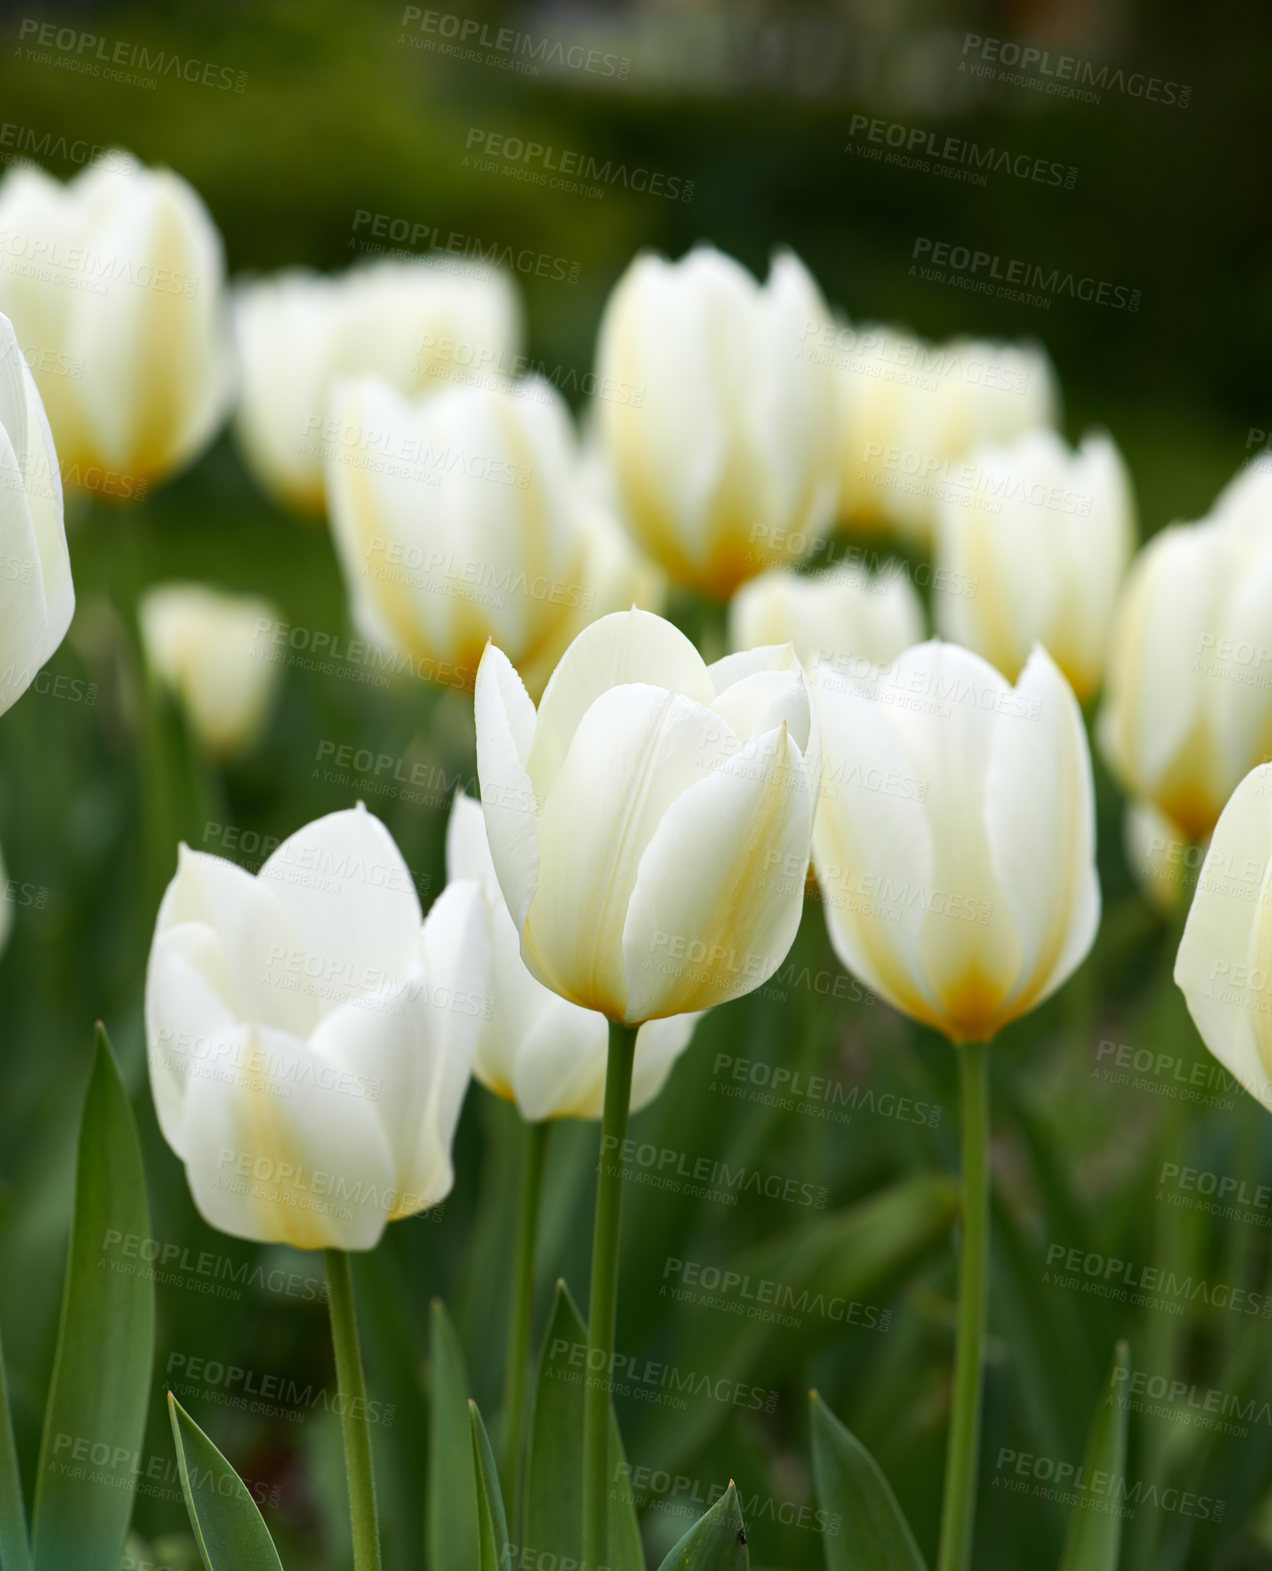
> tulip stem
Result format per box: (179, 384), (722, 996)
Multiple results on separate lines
(503, 1118), (550, 1528)
(325, 1250), (382, 1571)
(582, 1020), (639, 1569)
(937, 1039), (991, 1571)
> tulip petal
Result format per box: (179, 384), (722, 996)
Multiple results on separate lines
(526, 607), (713, 800)
(525, 682), (725, 1017)
(621, 723), (813, 1022)
(259, 805), (423, 1001)
(984, 646), (1100, 1019)
(145, 926), (244, 1154)
(512, 1001), (608, 1121)
(474, 641), (540, 931)
(1175, 766), (1272, 1109)
(178, 1024), (397, 1250)
(629, 1014), (699, 1114)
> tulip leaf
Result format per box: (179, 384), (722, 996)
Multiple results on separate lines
(655, 1479), (749, 1570)
(524, 1280), (644, 1571)
(469, 1401), (510, 1571)
(661, 1176), (958, 1464)
(809, 1390), (927, 1570)
(167, 1395), (284, 1570)
(427, 1298), (479, 1571)
(31, 1025), (155, 1571)
(0, 1322), (31, 1571)
(1057, 1342), (1131, 1571)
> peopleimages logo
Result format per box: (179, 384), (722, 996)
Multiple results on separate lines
(959, 33), (1191, 108)
(911, 237), (1142, 313)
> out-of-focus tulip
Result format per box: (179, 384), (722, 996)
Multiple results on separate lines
(325, 374), (586, 690)
(0, 152), (230, 494)
(932, 429), (1135, 702)
(825, 325), (1059, 542)
(145, 806), (488, 1250)
(138, 581), (282, 762)
(1123, 798), (1196, 918)
(475, 608), (821, 1024)
(0, 312), (74, 716)
(593, 244), (837, 597)
(729, 562), (923, 676)
(811, 640), (1098, 1043)
(1211, 454), (1272, 534)
(1099, 497), (1272, 842)
(233, 260), (520, 514)
(518, 500), (667, 700)
(446, 793), (697, 1119)
(1175, 762), (1272, 1108)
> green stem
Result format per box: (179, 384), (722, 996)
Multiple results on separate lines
(937, 1040), (991, 1571)
(325, 1250), (382, 1571)
(581, 1021), (639, 1569)
(502, 1118), (550, 1530)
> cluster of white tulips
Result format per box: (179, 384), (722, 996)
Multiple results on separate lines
(2, 145), (1271, 1571)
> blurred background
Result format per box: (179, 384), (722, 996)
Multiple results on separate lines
(0, 1), (1269, 1567)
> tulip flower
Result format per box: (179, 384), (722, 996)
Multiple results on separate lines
(145, 805), (487, 1250)
(0, 313), (74, 717)
(729, 561), (923, 677)
(932, 429), (1135, 702)
(811, 637), (1098, 1571)
(447, 789), (697, 1499)
(325, 374), (586, 689)
(475, 605), (819, 1563)
(0, 152), (231, 494)
(829, 325), (1060, 542)
(233, 260), (520, 514)
(1099, 493), (1272, 842)
(593, 244), (838, 597)
(138, 581), (283, 762)
(1175, 762), (1272, 1109)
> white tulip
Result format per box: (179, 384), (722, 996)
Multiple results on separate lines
(1211, 454), (1272, 535)
(475, 608), (821, 1024)
(1099, 494), (1272, 842)
(138, 582), (283, 761)
(0, 152), (230, 492)
(729, 562), (923, 677)
(811, 640), (1098, 1043)
(447, 793), (697, 1120)
(594, 244), (837, 596)
(932, 429), (1135, 702)
(325, 373), (585, 688)
(0, 311), (74, 717)
(233, 260), (521, 514)
(145, 805), (488, 1250)
(1175, 762), (1272, 1110)
(831, 327), (1060, 542)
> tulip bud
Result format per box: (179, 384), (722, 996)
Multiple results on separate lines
(933, 429), (1135, 702)
(325, 374), (586, 689)
(593, 245), (837, 597)
(474, 608), (821, 1024)
(1175, 761), (1272, 1110)
(811, 640), (1099, 1043)
(0, 312), (74, 717)
(138, 582), (283, 762)
(834, 327), (1059, 542)
(233, 260), (521, 515)
(145, 806), (488, 1250)
(0, 152), (230, 493)
(1099, 487), (1272, 841)
(729, 563), (923, 677)
(447, 793), (697, 1119)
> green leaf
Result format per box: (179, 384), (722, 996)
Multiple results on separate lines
(31, 1025), (155, 1571)
(0, 1321), (31, 1571)
(1057, 1342), (1131, 1571)
(655, 1479), (749, 1570)
(167, 1396), (284, 1570)
(809, 1390), (926, 1571)
(662, 1176), (958, 1464)
(470, 1401), (510, 1571)
(524, 1280), (644, 1571)
(427, 1298), (479, 1571)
